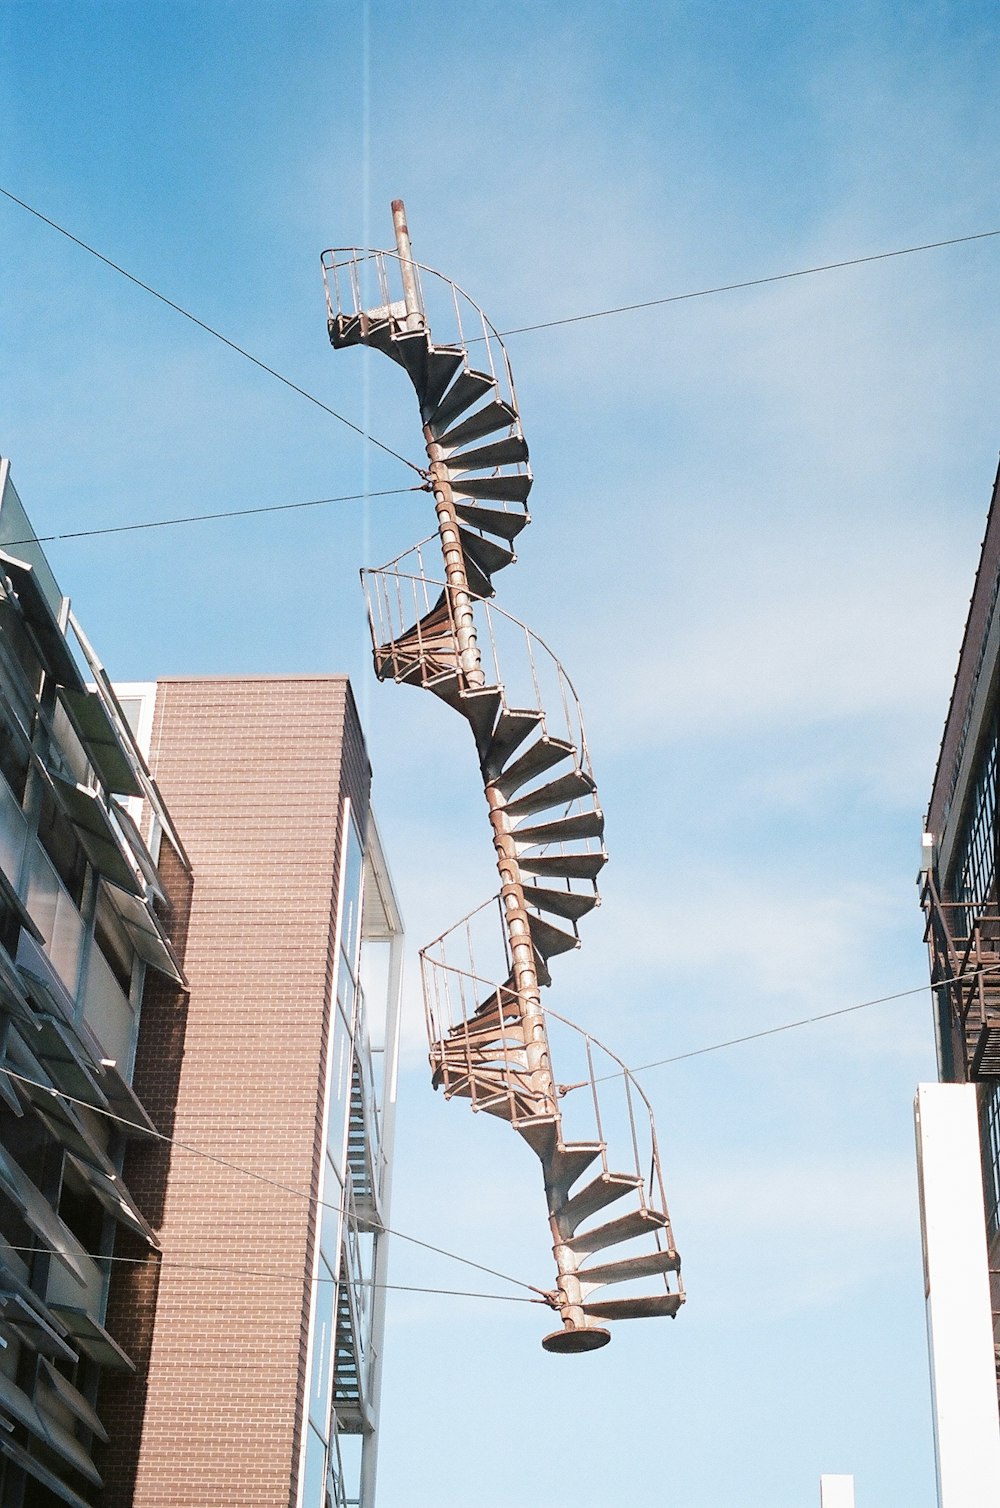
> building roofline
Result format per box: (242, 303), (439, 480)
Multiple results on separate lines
(927, 454), (1000, 838)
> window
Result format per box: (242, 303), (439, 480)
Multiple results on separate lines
(36, 789), (86, 908)
(981, 1082), (1000, 1240)
(93, 890), (134, 998)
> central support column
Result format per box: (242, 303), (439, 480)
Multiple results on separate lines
(398, 198), (593, 1344)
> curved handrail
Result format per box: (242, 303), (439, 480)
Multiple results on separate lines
(320, 246), (519, 414)
(362, 561), (594, 775)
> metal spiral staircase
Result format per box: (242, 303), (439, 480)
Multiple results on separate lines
(321, 201), (683, 1351)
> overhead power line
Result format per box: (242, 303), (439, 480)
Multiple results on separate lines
(2, 1247), (540, 1304)
(0, 185), (424, 478)
(0, 1064), (547, 1299)
(492, 228), (1000, 338)
(593, 963), (1000, 1083)
(1, 484), (425, 549)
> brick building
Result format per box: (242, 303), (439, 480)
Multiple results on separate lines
(0, 458), (403, 1507)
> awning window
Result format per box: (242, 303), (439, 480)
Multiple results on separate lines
(0, 1145), (90, 1285)
(104, 881), (184, 985)
(0, 1433), (94, 1508)
(0, 553), (85, 695)
(16, 1077), (107, 1167)
(14, 987), (111, 1110)
(47, 775), (141, 896)
(0, 866), (43, 946)
(48, 1304), (134, 1372)
(0, 1367), (103, 1486)
(0, 1288), (76, 1362)
(38, 1358), (108, 1441)
(58, 688), (142, 798)
(64, 1153), (157, 1247)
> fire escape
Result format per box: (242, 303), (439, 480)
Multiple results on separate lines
(321, 202), (684, 1352)
(922, 873), (1000, 1081)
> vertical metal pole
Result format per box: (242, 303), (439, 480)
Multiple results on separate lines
(391, 201), (585, 1334)
(391, 199), (422, 331)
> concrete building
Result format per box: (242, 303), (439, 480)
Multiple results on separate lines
(0, 458), (402, 1508)
(920, 456), (1000, 1487)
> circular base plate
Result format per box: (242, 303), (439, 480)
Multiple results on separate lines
(541, 1325), (611, 1354)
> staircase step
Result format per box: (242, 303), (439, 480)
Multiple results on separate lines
(388, 329), (430, 392)
(493, 737), (575, 797)
(503, 769), (596, 820)
(565, 1208), (669, 1255)
(435, 399), (517, 450)
(462, 552), (494, 600)
(444, 435), (529, 472)
(459, 529), (515, 580)
(430, 371), (495, 433)
(454, 501), (529, 542)
(466, 976), (520, 1025)
(452, 474), (533, 505)
(527, 912), (578, 960)
(329, 313), (362, 349)
(561, 1173), (641, 1229)
(459, 686), (502, 747)
(482, 709), (544, 778)
(517, 852), (607, 881)
(579, 1248), (681, 1289)
(420, 348), (466, 419)
(522, 885), (598, 922)
(547, 1141), (604, 1193)
(582, 1294), (683, 1321)
(513, 809), (605, 848)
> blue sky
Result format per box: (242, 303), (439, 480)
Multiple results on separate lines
(3, 3), (1000, 1504)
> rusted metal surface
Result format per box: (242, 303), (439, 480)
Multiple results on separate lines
(321, 201), (684, 1348)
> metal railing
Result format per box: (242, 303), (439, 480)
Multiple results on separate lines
(362, 563), (594, 779)
(921, 872), (1000, 1073)
(420, 917), (672, 1222)
(320, 246), (520, 417)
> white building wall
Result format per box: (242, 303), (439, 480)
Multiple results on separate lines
(915, 1083), (1000, 1508)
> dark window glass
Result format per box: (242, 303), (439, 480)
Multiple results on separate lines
(36, 789), (86, 906)
(0, 718), (29, 804)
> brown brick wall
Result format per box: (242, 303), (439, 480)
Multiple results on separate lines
(101, 677), (370, 1508)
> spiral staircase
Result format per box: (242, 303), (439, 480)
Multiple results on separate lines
(321, 202), (683, 1351)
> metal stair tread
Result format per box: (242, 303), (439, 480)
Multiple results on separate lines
(429, 370), (495, 433)
(483, 708), (544, 777)
(582, 1294), (683, 1321)
(434, 399), (517, 450)
(565, 1207), (669, 1254)
(503, 768), (596, 820)
(561, 1172), (642, 1228)
(453, 501), (529, 542)
(443, 435), (529, 472)
(452, 474), (533, 505)
(517, 851), (607, 881)
(458, 528), (515, 579)
(420, 348), (466, 418)
(492, 736), (576, 797)
(526, 912), (578, 960)
(546, 1141), (604, 1193)
(578, 1247), (681, 1289)
(522, 884), (598, 922)
(513, 809), (605, 848)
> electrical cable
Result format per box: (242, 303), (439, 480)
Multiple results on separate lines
(0, 1248), (542, 1304)
(490, 228), (1000, 338)
(0, 484), (426, 549)
(589, 962), (1000, 1084)
(0, 1064), (548, 1299)
(0, 186), (425, 478)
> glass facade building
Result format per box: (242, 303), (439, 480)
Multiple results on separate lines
(0, 459), (402, 1507)
(922, 455), (1000, 1421)
(0, 458), (187, 1507)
